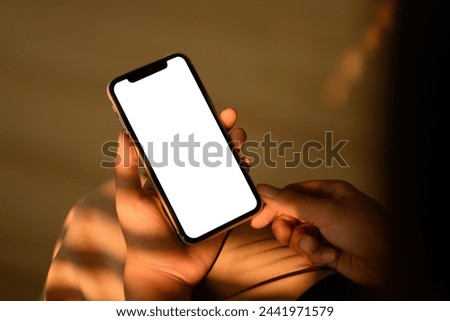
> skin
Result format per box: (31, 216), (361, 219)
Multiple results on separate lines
(45, 107), (389, 300)
(251, 181), (390, 287)
(45, 107), (331, 301)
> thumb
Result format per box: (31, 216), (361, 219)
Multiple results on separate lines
(256, 183), (339, 229)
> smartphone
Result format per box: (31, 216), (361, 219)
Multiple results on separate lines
(107, 53), (261, 244)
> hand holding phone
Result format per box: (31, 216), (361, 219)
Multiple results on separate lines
(114, 113), (245, 299)
(108, 54), (261, 244)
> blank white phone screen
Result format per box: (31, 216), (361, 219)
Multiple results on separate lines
(113, 56), (258, 239)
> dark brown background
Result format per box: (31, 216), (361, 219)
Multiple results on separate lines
(1, 1), (398, 300)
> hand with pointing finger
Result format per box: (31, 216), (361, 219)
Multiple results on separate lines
(251, 180), (390, 288)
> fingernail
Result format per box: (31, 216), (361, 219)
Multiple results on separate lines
(322, 249), (337, 263)
(256, 184), (279, 199)
(299, 239), (313, 254)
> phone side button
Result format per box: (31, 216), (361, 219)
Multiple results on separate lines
(117, 116), (129, 134)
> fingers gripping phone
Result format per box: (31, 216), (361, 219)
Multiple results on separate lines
(107, 53), (261, 244)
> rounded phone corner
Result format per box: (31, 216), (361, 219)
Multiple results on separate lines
(253, 193), (263, 213)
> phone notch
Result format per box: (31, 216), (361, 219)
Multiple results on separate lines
(127, 60), (168, 83)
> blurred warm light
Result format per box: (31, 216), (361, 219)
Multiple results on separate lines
(340, 47), (364, 82)
(376, 0), (397, 31)
(322, 0), (397, 108)
(323, 74), (350, 107)
(362, 26), (381, 53)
